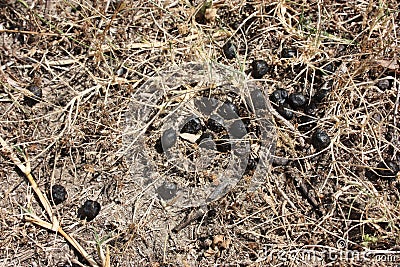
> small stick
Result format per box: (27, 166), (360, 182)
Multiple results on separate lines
(286, 167), (323, 217)
(294, 179), (323, 217)
(267, 101), (306, 147)
(0, 136), (58, 229)
(172, 206), (208, 233)
(0, 136), (99, 267)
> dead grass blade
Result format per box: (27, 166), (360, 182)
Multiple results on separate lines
(0, 135), (100, 267)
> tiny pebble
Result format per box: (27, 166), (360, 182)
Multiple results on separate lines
(78, 200), (101, 222)
(161, 128), (177, 150)
(116, 67), (127, 76)
(181, 118), (202, 134)
(376, 79), (392, 91)
(288, 93), (306, 109)
(222, 42), (236, 59)
(49, 184), (67, 205)
(251, 60), (269, 79)
(270, 89), (288, 106)
(311, 129), (330, 150)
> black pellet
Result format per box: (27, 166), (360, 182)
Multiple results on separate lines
(277, 104), (294, 120)
(49, 184), (67, 205)
(288, 93), (306, 109)
(78, 200), (101, 222)
(270, 89), (288, 106)
(251, 60), (269, 79)
(161, 128), (177, 150)
(181, 118), (202, 134)
(24, 85), (42, 106)
(223, 42), (236, 59)
(311, 129), (330, 151)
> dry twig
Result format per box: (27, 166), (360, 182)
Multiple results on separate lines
(0, 136), (100, 267)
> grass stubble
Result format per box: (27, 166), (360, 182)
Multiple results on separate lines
(0, 0), (399, 266)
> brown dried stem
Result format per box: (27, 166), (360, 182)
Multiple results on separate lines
(0, 135), (99, 267)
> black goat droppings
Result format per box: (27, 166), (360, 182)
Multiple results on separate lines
(270, 89), (288, 106)
(78, 200), (101, 222)
(376, 79), (392, 91)
(251, 60), (269, 79)
(223, 42), (236, 59)
(304, 102), (318, 116)
(277, 103), (294, 120)
(49, 185), (67, 205)
(181, 118), (202, 134)
(288, 93), (306, 109)
(311, 129), (330, 151)
(24, 85), (42, 106)
(207, 115), (225, 133)
(161, 128), (177, 150)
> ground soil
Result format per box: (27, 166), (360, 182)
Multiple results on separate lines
(1, 0), (400, 266)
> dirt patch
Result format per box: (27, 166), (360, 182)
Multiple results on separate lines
(1, 1), (399, 266)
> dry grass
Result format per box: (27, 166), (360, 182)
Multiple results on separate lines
(0, 0), (399, 266)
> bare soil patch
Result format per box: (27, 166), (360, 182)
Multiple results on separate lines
(1, 1), (399, 266)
